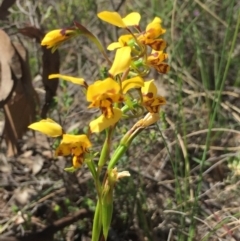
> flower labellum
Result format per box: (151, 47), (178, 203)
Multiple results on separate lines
(109, 46), (132, 76)
(89, 108), (122, 133)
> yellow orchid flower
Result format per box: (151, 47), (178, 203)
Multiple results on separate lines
(28, 118), (63, 137)
(98, 11), (141, 28)
(109, 46), (132, 76)
(54, 133), (91, 169)
(41, 29), (77, 50)
(107, 34), (134, 51)
(146, 50), (170, 74)
(89, 108), (122, 133)
(55, 134), (91, 157)
(141, 80), (166, 113)
(29, 119), (91, 169)
(138, 17), (166, 41)
(138, 17), (166, 51)
(49, 74), (85, 86)
(87, 77), (144, 118)
(87, 78), (123, 118)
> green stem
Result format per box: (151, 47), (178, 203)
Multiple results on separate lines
(107, 145), (127, 170)
(92, 198), (102, 241)
(108, 126), (142, 170)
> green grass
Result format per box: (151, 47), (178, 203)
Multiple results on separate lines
(160, 0), (240, 240)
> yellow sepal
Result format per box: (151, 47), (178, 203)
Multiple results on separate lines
(49, 74), (85, 86)
(28, 118), (63, 137)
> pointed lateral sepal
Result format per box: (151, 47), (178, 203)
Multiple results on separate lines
(89, 108), (122, 133)
(49, 74), (85, 86)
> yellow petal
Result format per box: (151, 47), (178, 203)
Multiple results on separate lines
(141, 80), (157, 97)
(49, 74), (85, 85)
(61, 134), (92, 148)
(107, 42), (122, 51)
(122, 76), (144, 94)
(28, 118), (62, 137)
(109, 46), (131, 76)
(89, 108), (122, 133)
(122, 12), (141, 26)
(87, 78), (120, 102)
(97, 11), (126, 28)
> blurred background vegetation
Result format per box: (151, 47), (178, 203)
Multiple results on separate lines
(0, 0), (240, 241)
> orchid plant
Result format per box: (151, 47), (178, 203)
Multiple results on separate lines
(29, 11), (169, 241)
